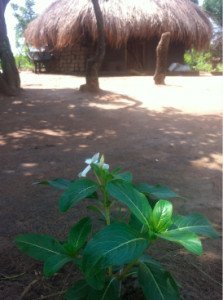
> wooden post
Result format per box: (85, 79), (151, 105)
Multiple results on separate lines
(153, 32), (171, 85)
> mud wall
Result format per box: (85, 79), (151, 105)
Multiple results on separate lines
(48, 44), (94, 73)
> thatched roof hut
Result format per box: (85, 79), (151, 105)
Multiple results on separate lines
(24, 0), (212, 73)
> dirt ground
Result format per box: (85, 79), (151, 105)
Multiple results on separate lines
(0, 71), (222, 299)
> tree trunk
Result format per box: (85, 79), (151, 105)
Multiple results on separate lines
(153, 32), (171, 85)
(80, 0), (105, 92)
(0, 0), (20, 96)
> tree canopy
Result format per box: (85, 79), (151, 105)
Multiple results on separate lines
(190, 0), (198, 4)
(11, 0), (37, 52)
(203, 0), (222, 26)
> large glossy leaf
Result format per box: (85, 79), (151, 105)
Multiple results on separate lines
(138, 257), (180, 300)
(68, 217), (92, 253)
(172, 213), (219, 238)
(106, 180), (152, 228)
(150, 200), (173, 233)
(82, 222), (149, 278)
(134, 184), (180, 199)
(88, 277), (120, 300)
(43, 254), (73, 277)
(14, 234), (64, 262)
(114, 172), (133, 183)
(64, 280), (89, 300)
(59, 179), (98, 212)
(139, 255), (180, 288)
(33, 178), (72, 190)
(155, 230), (202, 255)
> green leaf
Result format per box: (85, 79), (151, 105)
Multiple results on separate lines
(145, 194), (160, 209)
(150, 200), (173, 233)
(82, 222), (149, 278)
(106, 180), (152, 228)
(134, 184), (180, 199)
(86, 191), (99, 200)
(171, 213), (219, 238)
(138, 257), (180, 300)
(59, 179), (98, 212)
(139, 255), (180, 288)
(64, 280), (89, 300)
(68, 217), (92, 252)
(87, 270), (106, 291)
(91, 164), (112, 182)
(14, 234), (64, 262)
(156, 230), (203, 255)
(87, 205), (105, 217)
(129, 213), (146, 233)
(111, 167), (122, 175)
(43, 254), (73, 277)
(33, 178), (72, 190)
(114, 172), (133, 183)
(88, 277), (120, 300)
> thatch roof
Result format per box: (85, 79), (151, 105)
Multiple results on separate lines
(24, 0), (212, 51)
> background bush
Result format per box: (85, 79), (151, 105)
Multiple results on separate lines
(184, 49), (223, 72)
(14, 55), (34, 69)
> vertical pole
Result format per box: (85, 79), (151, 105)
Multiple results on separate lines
(153, 32), (171, 85)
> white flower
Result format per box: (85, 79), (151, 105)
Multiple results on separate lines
(78, 153), (109, 178)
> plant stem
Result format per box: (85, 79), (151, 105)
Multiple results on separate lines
(0, 272), (25, 280)
(102, 189), (113, 275)
(118, 253), (142, 281)
(105, 206), (110, 225)
(93, 169), (101, 185)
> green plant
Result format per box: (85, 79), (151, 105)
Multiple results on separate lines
(14, 153), (219, 299)
(14, 54), (34, 69)
(184, 50), (213, 71)
(214, 64), (223, 72)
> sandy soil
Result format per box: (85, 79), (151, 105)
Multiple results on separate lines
(0, 71), (222, 299)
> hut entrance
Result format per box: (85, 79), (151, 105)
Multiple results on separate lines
(126, 38), (158, 73)
(100, 39), (159, 73)
(126, 40), (146, 72)
(101, 46), (126, 72)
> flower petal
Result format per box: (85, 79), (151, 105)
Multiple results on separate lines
(102, 163), (109, 170)
(85, 158), (93, 164)
(85, 153), (100, 165)
(78, 165), (91, 178)
(91, 153), (100, 163)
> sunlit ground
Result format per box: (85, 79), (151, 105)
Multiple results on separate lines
(20, 71), (223, 114)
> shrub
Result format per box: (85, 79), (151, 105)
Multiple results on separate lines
(184, 49), (222, 72)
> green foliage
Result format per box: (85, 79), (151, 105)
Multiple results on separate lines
(11, 0), (37, 54)
(149, 200), (173, 233)
(203, 0), (222, 26)
(59, 179), (98, 212)
(14, 54), (34, 69)
(190, 0), (198, 4)
(138, 256), (180, 300)
(184, 49), (223, 72)
(14, 153), (219, 299)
